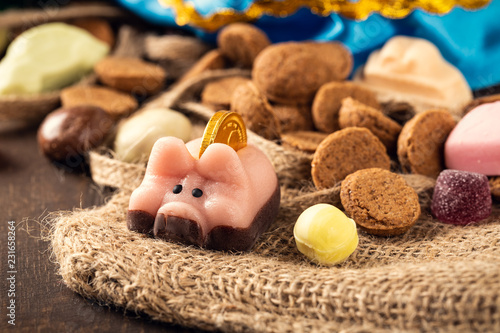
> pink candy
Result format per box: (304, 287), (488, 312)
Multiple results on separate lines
(445, 101), (500, 175)
(431, 169), (492, 225)
(127, 137), (280, 251)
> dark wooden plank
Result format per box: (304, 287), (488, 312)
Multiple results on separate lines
(0, 125), (199, 332)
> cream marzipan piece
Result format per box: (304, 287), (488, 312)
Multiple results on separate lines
(354, 36), (472, 115)
(114, 108), (192, 163)
(0, 23), (109, 95)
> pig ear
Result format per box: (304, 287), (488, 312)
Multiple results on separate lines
(146, 137), (195, 177)
(197, 143), (247, 185)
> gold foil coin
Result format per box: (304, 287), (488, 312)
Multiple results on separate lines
(199, 111), (247, 158)
(159, 0), (489, 31)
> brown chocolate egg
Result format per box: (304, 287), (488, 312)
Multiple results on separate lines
(37, 105), (114, 162)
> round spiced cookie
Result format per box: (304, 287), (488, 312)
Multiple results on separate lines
(307, 42), (353, 81)
(281, 131), (328, 153)
(312, 81), (379, 133)
(253, 42), (352, 104)
(311, 127), (391, 189)
(94, 56), (167, 96)
(201, 76), (251, 110)
(397, 109), (456, 178)
(61, 85), (138, 120)
(340, 168), (421, 236)
(217, 23), (270, 68)
(272, 103), (314, 133)
(230, 81), (281, 140)
(339, 97), (402, 152)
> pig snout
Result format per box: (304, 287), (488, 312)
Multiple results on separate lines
(155, 202), (207, 246)
(154, 214), (203, 246)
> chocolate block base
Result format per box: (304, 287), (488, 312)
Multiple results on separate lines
(206, 183), (280, 251)
(126, 183), (281, 252)
(154, 214), (203, 246)
(127, 210), (155, 235)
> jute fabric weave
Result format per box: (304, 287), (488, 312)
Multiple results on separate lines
(48, 101), (500, 332)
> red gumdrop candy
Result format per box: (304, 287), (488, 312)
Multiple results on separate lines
(431, 169), (492, 225)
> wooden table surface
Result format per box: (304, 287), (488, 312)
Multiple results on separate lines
(0, 124), (200, 332)
(1, 0), (499, 328)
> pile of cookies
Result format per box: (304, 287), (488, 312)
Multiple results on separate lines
(201, 23), (358, 145)
(197, 23), (499, 249)
(2, 12), (499, 262)
(34, 21), (181, 164)
(0, 15), (215, 165)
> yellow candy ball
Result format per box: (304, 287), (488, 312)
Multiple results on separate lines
(294, 203), (358, 265)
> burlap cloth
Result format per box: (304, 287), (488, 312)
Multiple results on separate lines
(12, 11), (491, 327)
(4, 5), (492, 330)
(46, 87), (500, 332)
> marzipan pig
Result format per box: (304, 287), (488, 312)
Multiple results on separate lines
(127, 137), (280, 251)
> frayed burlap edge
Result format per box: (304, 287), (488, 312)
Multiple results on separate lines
(51, 149), (500, 332)
(46, 69), (500, 332)
(47, 104), (500, 332)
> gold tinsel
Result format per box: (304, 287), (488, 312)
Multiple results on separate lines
(159, 0), (491, 31)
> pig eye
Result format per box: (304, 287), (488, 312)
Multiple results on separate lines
(173, 184), (183, 194)
(192, 188), (203, 198)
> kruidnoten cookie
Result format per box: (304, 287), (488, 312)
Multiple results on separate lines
(272, 104), (314, 133)
(305, 42), (353, 82)
(252, 42), (352, 104)
(340, 168), (421, 236)
(339, 97), (402, 152)
(201, 76), (251, 111)
(397, 109), (456, 178)
(312, 81), (379, 133)
(311, 127), (391, 189)
(230, 81), (281, 140)
(94, 56), (167, 96)
(281, 131), (328, 153)
(61, 85), (138, 119)
(217, 23), (270, 68)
